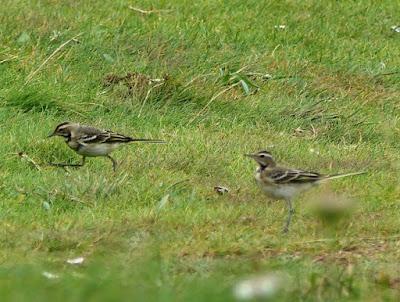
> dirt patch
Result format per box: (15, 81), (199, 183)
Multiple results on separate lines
(101, 71), (197, 107)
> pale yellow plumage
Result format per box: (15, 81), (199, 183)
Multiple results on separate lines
(246, 150), (366, 233)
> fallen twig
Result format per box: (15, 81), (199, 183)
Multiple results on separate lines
(24, 33), (83, 85)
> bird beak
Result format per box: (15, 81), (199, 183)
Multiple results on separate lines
(47, 132), (55, 138)
(244, 153), (256, 158)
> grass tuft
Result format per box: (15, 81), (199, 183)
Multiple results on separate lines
(4, 88), (63, 113)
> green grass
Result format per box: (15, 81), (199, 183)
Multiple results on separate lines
(1, 0), (400, 301)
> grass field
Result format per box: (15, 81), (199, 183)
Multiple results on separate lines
(1, 0), (400, 301)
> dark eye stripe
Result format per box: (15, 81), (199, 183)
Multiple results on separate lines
(56, 122), (70, 128)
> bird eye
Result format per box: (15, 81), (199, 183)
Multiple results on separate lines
(260, 154), (265, 158)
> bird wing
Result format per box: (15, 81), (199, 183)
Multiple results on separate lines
(265, 168), (323, 184)
(77, 126), (133, 145)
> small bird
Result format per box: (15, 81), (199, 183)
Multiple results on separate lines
(245, 150), (365, 233)
(48, 122), (165, 171)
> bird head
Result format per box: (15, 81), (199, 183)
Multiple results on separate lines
(245, 150), (276, 168)
(48, 122), (77, 140)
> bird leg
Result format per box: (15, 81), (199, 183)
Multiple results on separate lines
(49, 156), (86, 168)
(106, 155), (117, 172)
(283, 199), (295, 233)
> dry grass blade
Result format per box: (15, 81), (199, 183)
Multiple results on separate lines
(137, 82), (165, 117)
(183, 73), (213, 87)
(15, 152), (42, 171)
(187, 82), (240, 125)
(0, 55), (18, 64)
(24, 33), (83, 85)
(373, 71), (400, 77)
(128, 6), (172, 15)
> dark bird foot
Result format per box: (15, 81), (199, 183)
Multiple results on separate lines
(282, 226), (289, 234)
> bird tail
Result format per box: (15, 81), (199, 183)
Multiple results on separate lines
(129, 138), (166, 144)
(321, 171), (367, 182)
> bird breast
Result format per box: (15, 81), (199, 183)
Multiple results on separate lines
(255, 170), (314, 200)
(68, 141), (121, 157)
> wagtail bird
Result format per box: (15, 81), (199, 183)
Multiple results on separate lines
(245, 150), (365, 233)
(48, 122), (165, 171)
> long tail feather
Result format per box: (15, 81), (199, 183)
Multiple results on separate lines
(322, 171), (367, 182)
(130, 138), (166, 144)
